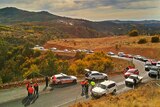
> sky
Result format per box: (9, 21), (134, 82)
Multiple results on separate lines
(0, 0), (160, 21)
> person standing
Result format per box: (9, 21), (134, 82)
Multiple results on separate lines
(45, 76), (49, 87)
(90, 80), (95, 93)
(80, 80), (86, 96)
(26, 81), (30, 97)
(34, 82), (39, 97)
(84, 79), (89, 98)
(28, 85), (34, 101)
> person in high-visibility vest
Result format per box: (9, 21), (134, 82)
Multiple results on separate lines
(34, 82), (39, 97)
(90, 80), (96, 94)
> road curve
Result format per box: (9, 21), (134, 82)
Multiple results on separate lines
(0, 57), (150, 107)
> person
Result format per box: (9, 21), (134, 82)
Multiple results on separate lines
(90, 80), (95, 93)
(34, 82), (39, 97)
(80, 80), (86, 96)
(84, 79), (89, 98)
(28, 85), (34, 101)
(45, 76), (49, 87)
(26, 81), (30, 97)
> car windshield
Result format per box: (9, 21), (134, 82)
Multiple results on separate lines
(129, 76), (136, 79)
(97, 84), (106, 89)
(151, 67), (158, 71)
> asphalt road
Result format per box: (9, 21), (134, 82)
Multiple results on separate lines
(0, 57), (151, 107)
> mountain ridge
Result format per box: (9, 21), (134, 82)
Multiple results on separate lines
(0, 7), (160, 36)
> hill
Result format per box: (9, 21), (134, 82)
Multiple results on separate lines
(0, 7), (160, 36)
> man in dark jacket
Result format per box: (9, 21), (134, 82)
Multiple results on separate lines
(45, 76), (49, 87)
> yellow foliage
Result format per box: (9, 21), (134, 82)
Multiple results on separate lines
(23, 64), (39, 78)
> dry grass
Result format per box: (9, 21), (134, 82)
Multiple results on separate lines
(71, 81), (160, 107)
(109, 57), (134, 75)
(44, 36), (160, 60)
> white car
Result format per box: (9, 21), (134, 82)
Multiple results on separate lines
(85, 71), (108, 80)
(51, 73), (77, 85)
(156, 61), (160, 67)
(125, 74), (143, 86)
(91, 80), (117, 97)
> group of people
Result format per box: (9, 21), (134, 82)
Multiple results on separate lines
(26, 81), (39, 100)
(80, 79), (95, 98)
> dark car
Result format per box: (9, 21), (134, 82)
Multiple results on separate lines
(145, 62), (152, 71)
(148, 66), (159, 78)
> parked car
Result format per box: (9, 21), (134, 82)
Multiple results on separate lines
(140, 56), (148, 62)
(133, 55), (142, 60)
(91, 80), (117, 97)
(118, 52), (126, 57)
(125, 75), (143, 86)
(148, 59), (157, 66)
(148, 66), (159, 78)
(50, 47), (57, 51)
(124, 68), (139, 78)
(123, 66), (134, 73)
(85, 71), (108, 80)
(51, 73), (77, 85)
(126, 54), (134, 58)
(107, 52), (115, 56)
(145, 61), (152, 71)
(156, 61), (160, 67)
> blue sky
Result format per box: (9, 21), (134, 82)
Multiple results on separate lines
(0, 0), (160, 21)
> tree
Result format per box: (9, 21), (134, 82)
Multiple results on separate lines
(23, 64), (40, 79)
(151, 36), (159, 43)
(128, 30), (139, 37)
(138, 38), (147, 44)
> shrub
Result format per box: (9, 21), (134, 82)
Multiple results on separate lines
(138, 38), (147, 44)
(128, 30), (139, 37)
(151, 36), (159, 43)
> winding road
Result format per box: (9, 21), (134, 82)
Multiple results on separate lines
(0, 57), (151, 107)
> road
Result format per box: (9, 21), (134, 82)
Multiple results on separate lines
(0, 57), (151, 107)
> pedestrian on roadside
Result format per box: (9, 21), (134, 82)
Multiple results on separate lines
(26, 81), (30, 97)
(45, 76), (49, 88)
(28, 85), (34, 102)
(80, 80), (86, 96)
(34, 82), (39, 97)
(90, 80), (96, 93)
(84, 79), (89, 98)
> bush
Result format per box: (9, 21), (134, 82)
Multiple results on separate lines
(138, 38), (147, 44)
(128, 30), (139, 37)
(151, 36), (159, 43)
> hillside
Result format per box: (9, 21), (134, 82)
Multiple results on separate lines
(71, 80), (160, 107)
(0, 7), (160, 36)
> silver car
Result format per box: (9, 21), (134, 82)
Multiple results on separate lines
(85, 71), (108, 80)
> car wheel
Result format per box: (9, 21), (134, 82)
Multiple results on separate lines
(73, 79), (77, 84)
(112, 89), (116, 95)
(92, 78), (96, 81)
(58, 81), (62, 85)
(104, 76), (108, 80)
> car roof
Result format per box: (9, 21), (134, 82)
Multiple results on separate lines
(54, 73), (68, 77)
(91, 71), (100, 73)
(127, 68), (137, 71)
(100, 80), (115, 86)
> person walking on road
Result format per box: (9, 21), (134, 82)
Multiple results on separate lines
(80, 80), (86, 96)
(34, 82), (39, 97)
(45, 76), (49, 88)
